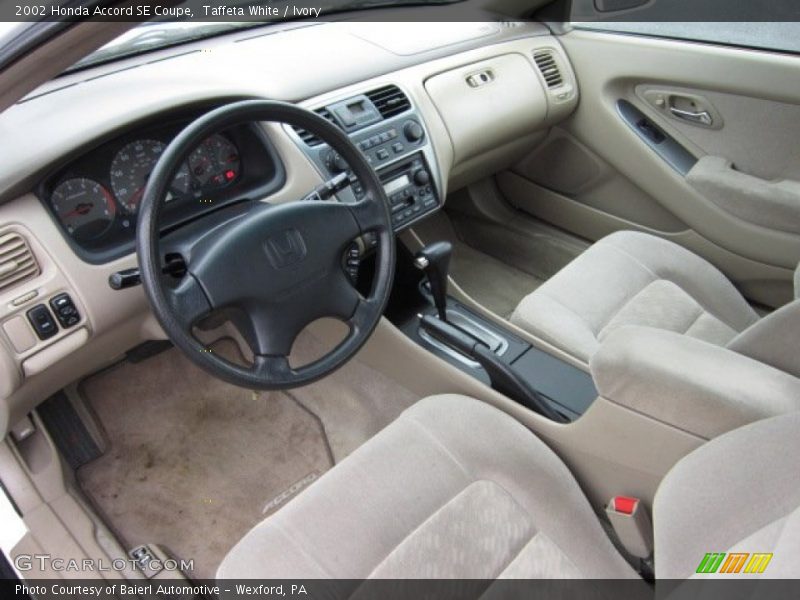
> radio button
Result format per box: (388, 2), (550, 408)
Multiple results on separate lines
(376, 149), (389, 160)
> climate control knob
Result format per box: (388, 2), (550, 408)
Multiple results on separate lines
(413, 170), (430, 186)
(403, 121), (424, 143)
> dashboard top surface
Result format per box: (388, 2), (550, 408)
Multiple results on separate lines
(0, 20), (547, 204)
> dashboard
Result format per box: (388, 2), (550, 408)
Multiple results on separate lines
(39, 108), (285, 263)
(0, 20), (578, 437)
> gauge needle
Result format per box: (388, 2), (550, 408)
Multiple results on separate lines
(64, 203), (94, 217)
(128, 187), (145, 207)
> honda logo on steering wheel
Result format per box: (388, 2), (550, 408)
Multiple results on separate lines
(264, 228), (307, 269)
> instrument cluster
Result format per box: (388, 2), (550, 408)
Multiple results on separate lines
(50, 133), (240, 242)
(41, 113), (283, 263)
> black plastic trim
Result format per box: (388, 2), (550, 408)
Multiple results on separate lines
(616, 99), (698, 175)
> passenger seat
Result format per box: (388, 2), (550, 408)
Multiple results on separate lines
(510, 231), (800, 377)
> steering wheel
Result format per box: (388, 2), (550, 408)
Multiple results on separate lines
(136, 100), (395, 390)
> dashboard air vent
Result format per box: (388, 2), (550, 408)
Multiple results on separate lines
(366, 85), (411, 119)
(292, 108), (337, 146)
(533, 50), (564, 88)
(0, 232), (40, 293)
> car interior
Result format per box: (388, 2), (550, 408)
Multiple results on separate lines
(0, 0), (799, 588)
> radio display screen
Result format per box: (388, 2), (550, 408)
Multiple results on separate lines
(347, 100), (367, 116)
(383, 174), (410, 195)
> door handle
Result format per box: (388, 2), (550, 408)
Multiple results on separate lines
(669, 106), (713, 126)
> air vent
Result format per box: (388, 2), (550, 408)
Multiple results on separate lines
(366, 85), (411, 119)
(0, 232), (40, 293)
(533, 50), (564, 89)
(292, 108), (337, 147)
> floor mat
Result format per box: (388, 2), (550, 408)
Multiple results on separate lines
(77, 342), (333, 581)
(449, 241), (544, 319)
(288, 331), (419, 463)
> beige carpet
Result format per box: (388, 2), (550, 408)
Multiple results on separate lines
(288, 331), (419, 462)
(411, 211), (546, 319)
(449, 241), (544, 319)
(77, 335), (418, 580)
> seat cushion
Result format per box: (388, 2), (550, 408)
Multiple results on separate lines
(511, 231), (759, 362)
(217, 395), (637, 580)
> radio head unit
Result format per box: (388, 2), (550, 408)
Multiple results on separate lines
(287, 84), (442, 232)
(378, 153), (438, 230)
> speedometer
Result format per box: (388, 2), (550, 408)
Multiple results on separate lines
(51, 178), (116, 242)
(110, 139), (190, 212)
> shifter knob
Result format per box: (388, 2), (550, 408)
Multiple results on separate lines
(414, 241), (452, 321)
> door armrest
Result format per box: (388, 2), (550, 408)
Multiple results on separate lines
(687, 155), (800, 234)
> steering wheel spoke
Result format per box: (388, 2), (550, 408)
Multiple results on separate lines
(252, 354), (294, 382)
(349, 194), (389, 234)
(167, 273), (213, 329)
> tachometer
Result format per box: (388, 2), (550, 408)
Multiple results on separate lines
(110, 139), (190, 212)
(188, 134), (240, 189)
(51, 178), (116, 242)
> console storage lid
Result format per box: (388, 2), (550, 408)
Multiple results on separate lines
(590, 326), (800, 439)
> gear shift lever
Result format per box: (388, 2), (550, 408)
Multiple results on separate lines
(414, 241), (452, 321)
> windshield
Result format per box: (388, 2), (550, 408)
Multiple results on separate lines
(67, 0), (461, 73)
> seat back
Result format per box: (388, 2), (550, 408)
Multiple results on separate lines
(727, 261), (800, 378)
(654, 412), (800, 578)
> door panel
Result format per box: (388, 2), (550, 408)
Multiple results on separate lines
(502, 29), (800, 308)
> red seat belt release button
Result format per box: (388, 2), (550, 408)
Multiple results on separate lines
(605, 495), (652, 559)
(613, 495), (638, 515)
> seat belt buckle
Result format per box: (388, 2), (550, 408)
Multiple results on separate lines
(605, 496), (653, 559)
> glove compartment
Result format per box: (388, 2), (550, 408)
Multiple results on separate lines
(424, 53), (548, 166)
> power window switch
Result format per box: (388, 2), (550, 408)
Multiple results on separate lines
(27, 304), (58, 340)
(49, 293), (81, 328)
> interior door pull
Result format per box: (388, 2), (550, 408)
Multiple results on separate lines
(669, 107), (712, 126)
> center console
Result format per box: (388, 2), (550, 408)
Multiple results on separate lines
(287, 84), (442, 232)
(384, 242), (598, 423)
